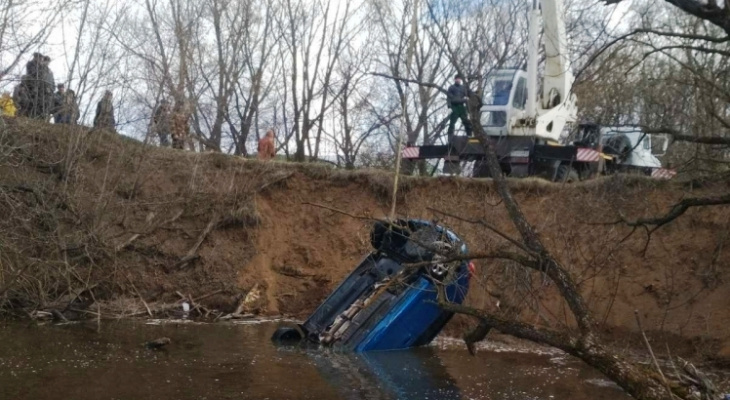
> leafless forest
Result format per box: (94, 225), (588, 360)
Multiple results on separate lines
(0, 0), (727, 169)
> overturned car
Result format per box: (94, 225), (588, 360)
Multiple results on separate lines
(271, 219), (472, 352)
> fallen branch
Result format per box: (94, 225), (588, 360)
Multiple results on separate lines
(635, 310), (676, 399)
(175, 291), (215, 318)
(176, 216), (220, 269)
(115, 234), (141, 252)
(127, 276), (153, 318)
(192, 289), (224, 302)
(435, 284), (676, 399)
(0, 261), (35, 298)
(115, 209), (184, 252)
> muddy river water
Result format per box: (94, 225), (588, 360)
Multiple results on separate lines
(0, 320), (630, 400)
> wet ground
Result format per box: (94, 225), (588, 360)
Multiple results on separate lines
(0, 320), (630, 400)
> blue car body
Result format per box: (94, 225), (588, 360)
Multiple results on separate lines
(272, 219), (471, 352)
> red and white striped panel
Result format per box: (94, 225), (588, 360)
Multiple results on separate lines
(576, 148), (601, 162)
(651, 168), (677, 180)
(402, 147), (420, 159)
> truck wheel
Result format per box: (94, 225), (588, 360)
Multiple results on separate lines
(555, 165), (579, 183)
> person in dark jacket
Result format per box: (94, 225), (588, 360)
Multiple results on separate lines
(52, 83), (65, 123)
(152, 99), (172, 147)
(17, 53), (55, 119)
(446, 74), (472, 137)
(57, 89), (79, 125)
(93, 90), (115, 131)
(13, 80), (30, 117)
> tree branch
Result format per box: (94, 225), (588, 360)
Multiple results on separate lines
(370, 72), (448, 95)
(603, 0), (730, 36)
(623, 193), (730, 230)
(642, 127), (730, 146)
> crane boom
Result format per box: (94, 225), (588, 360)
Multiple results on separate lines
(482, 0), (577, 142)
(532, 0), (578, 142)
(539, 0), (573, 112)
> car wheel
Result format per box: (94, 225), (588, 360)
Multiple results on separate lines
(426, 241), (453, 280)
(429, 262), (449, 280)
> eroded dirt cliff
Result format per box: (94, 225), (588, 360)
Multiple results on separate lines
(1, 118), (728, 363)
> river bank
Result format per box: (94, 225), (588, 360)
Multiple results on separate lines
(1, 119), (729, 370)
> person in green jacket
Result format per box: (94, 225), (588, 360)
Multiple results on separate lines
(446, 73), (473, 137)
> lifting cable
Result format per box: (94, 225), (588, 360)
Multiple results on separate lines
(389, 0), (420, 221)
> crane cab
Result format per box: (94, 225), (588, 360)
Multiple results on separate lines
(480, 69), (529, 137)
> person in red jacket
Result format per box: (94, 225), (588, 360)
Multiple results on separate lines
(257, 130), (276, 160)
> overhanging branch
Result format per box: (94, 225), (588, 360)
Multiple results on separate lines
(642, 127), (730, 146)
(370, 72), (448, 95)
(624, 193), (730, 230)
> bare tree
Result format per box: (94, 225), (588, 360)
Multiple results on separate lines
(61, 0), (129, 124)
(0, 1), (71, 83)
(276, 0), (362, 162)
(227, 0), (280, 156)
(577, 0), (730, 175)
(329, 43), (401, 168)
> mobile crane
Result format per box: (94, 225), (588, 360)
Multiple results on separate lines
(401, 0), (675, 181)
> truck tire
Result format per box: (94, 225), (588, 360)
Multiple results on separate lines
(555, 164), (579, 183)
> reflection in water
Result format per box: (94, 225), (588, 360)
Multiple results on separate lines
(0, 321), (629, 400)
(310, 348), (461, 400)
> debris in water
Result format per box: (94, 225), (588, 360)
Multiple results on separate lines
(144, 337), (171, 350)
(219, 313), (255, 321)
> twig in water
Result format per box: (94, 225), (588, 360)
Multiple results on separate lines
(634, 310), (676, 399)
(127, 276), (153, 318)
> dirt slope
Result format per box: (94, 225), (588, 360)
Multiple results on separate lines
(1, 119), (729, 362)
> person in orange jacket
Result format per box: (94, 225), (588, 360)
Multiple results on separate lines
(257, 129), (276, 160)
(0, 91), (17, 117)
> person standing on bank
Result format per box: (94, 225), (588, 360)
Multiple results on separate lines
(93, 90), (116, 131)
(52, 83), (65, 123)
(152, 99), (172, 147)
(257, 129), (276, 161)
(0, 91), (17, 117)
(446, 73), (473, 138)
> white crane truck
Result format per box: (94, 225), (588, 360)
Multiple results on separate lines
(401, 0), (676, 181)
